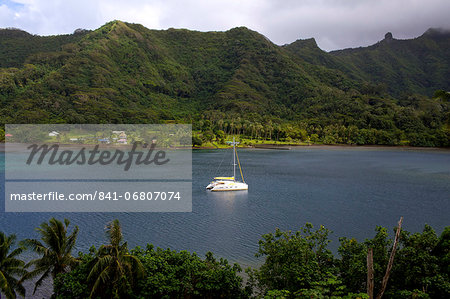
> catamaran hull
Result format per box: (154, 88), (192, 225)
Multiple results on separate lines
(211, 188), (248, 192)
(210, 182), (248, 192)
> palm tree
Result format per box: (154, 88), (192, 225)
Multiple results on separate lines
(20, 218), (78, 295)
(88, 219), (144, 299)
(0, 232), (26, 299)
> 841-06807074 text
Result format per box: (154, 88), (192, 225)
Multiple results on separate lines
(98, 191), (181, 201)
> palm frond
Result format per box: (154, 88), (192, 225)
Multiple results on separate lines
(0, 232), (26, 299)
(6, 247), (24, 259)
(106, 219), (123, 247)
(19, 239), (46, 255)
(123, 254), (145, 278)
(32, 267), (51, 295)
(14, 281), (26, 297)
(2, 271), (25, 297)
(89, 265), (111, 299)
(20, 265), (48, 282)
(20, 218), (79, 293)
(87, 255), (113, 282)
(65, 226), (79, 255)
(0, 270), (16, 299)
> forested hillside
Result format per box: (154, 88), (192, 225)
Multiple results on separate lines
(0, 21), (449, 146)
(285, 29), (450, 97)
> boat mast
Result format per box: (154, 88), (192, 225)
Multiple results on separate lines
(233, 137), (236, 180)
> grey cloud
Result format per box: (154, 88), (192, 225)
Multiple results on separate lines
(1, 0), (449, 51)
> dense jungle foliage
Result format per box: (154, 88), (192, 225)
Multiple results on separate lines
(1, 218), (448, 298)
(0, 21), (449, 146)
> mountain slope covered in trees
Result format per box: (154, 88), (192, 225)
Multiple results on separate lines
(0, 21), (449, 146)
(284, 29), (450, 97)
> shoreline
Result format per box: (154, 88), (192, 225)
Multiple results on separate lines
(1, 143), (449, 152)
(195, 143), (450, 151)
(289, 144), (450, 151)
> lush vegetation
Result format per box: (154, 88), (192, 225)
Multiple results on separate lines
(87, 219), (144, 298)
(284, 30), (450, 98)
(0, 232), (26, 298)
(19, 218), (79, 295)
(0, 28), (89, 68)
(0, 217), (449, 298)
(0, 21), (449, 147)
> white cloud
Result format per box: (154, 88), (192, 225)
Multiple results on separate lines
(0, 3), (18, 27)
(0, 0), (449, 51)
(98, 1), (162, 30)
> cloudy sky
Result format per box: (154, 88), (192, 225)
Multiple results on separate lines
(1, 0), (449, 51)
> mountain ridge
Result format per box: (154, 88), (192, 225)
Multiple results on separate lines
(285, 27), (450, 97)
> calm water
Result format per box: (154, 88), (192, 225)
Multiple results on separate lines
(1, 147), (449, 269)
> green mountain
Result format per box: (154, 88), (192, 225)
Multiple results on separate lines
(0, 28), (89, 68)
(284, 29), (450, 97)
(0, 21), (449, 146)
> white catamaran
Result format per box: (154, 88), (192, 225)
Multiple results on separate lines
(206, 137), (248, 192)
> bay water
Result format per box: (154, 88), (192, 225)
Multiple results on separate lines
(1, 147), (449, 269)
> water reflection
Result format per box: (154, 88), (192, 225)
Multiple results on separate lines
(206, 190), (248, 212)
